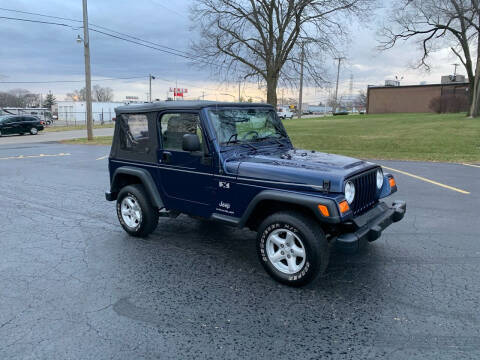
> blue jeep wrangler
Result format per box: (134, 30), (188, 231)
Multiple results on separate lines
(106, 101), (406, 286)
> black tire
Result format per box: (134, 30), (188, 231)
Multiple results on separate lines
(257, 211), (328, 287)
(116, 184), (159, 238)
(0, 130), (2, 136)
(30, 127), (38, 135)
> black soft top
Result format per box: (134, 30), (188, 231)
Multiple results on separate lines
(115, 100), (273, 114)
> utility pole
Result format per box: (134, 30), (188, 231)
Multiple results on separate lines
(333, 57), (346, 114)
(238, 81), (241, 102)
(149, 74), (155, 102)
(82, 0), (93, 141)
(298, 43), (305, 119)
(202, 91), (205, 100)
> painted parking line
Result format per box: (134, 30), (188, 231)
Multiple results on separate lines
(461, 163), (480, 169)
(382, 165), (470, 195)
(0, 153), (71, 161)
(96, 155), (108, 160)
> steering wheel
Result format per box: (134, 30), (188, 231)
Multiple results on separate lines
(241, 130), (259, 140)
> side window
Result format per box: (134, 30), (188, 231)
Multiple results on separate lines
(160, 113), (203, 151)
(118, 113), (149, 151)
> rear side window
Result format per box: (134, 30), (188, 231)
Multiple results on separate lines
(118, 113), (149, 151)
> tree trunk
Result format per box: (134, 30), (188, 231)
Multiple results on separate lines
(266, 73), (278, 107)
(469, 28), (480, 117)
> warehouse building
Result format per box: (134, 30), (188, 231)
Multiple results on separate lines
(54, 101), (126, 125)
(367, 80), (469, 114)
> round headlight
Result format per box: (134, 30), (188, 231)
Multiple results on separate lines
(345, 181), (355, 204)
(376, 168), (384, 189)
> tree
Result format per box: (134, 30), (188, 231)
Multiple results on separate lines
(65, 86), (114, 102)
(93, 85), (114, 102)
(0, 89), (39, 108)
(380, 0), (480, 116)
(43, 92), (56, 109)
(354, 90), (367, 109)
(191, 0), (371, 107)
(65, 88), (86, 102)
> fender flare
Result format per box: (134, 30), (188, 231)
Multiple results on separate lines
(238, 190), (341, 227)
(109, 166), (164, 209)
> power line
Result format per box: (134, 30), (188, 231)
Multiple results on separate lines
(0, 16), (73, 28)
(0, 7), (191, 56)
(0, 76), (147, 84)
(0, 13), (227, 70)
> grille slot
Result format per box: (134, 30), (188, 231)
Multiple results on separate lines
(347, 169), (378, 216)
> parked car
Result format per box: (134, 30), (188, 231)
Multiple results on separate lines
(0, 115), (44, 136)
(277, 106), (294, 119)
(106, 101), (406, 287)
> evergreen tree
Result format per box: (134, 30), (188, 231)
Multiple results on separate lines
(44, 92), (56, 108)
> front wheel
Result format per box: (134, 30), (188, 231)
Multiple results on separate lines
(257, 211), (329, 287)
(116, 184), (158, 237)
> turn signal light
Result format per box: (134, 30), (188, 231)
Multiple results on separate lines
(389, 177), (396, 188)
(338, 200), (350, 214)
(318, 204), (330, 217)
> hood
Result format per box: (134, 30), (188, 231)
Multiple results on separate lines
(224, 148), (377, 192)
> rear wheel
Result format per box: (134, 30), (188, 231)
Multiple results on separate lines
(257, 211), (328, 287)
(116, 184), (158, 237)
(30, 127), (38, 135)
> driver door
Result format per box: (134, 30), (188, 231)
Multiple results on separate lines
(156, 112), (214, 216)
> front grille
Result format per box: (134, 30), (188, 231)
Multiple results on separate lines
(347, 168), (378, 216)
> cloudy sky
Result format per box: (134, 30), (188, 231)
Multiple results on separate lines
(0, 0), (463, 104)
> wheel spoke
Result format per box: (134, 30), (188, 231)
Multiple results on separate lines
(270, 250), (285, 263)
(286, 256), (296, 273)
(291, 244), (305, 258)
(269, 234), (285, 247)
(126, 198), (135, 209)
(285, 232), (295, 245)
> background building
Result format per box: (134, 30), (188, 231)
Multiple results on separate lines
(367, 81), (469, 114)
(54, 101), (126, 124)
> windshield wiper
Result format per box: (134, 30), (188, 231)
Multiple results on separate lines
(239, 141), (258, 151)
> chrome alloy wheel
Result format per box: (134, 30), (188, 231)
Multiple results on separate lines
(266, 228), (306, 274)
(30, 127), (38, 135)
(120, 195), (142, 229)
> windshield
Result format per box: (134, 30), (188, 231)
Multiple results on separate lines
(207, 108), (287, 145)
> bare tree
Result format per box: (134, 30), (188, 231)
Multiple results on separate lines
(93, 85), (114, 102)
(191, 0), (371, 107)
(380, 0), (480, 116)
(354, 89), (367, 109)
(0, 89), (40, 108)
(66, 86), (114, 102)
(65, 88), (86, 102)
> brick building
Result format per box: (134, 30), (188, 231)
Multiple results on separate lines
(367, 83), (469, 114)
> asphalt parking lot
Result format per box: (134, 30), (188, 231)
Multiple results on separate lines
(1, 140), (479, 359)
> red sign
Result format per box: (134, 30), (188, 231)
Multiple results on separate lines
(169, 87), (188, 98)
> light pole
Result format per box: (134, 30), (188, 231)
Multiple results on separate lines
(81, 0), (93, 141)
(333, 57), (346, 113)
(149, 74), (155, 102)
(298, 43), (305, 119)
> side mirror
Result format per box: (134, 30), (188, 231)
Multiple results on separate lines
(182, 133), (201, 152)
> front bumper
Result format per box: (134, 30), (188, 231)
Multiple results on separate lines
(335, 200), (406, 253)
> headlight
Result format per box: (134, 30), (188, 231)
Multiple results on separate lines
(376, 168), (384, 189)
(345, 181), (355, 204)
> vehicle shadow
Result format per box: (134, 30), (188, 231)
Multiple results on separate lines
(138, 215), (386, 291)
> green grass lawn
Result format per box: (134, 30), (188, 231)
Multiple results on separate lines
(284, 113), (480, 163)
(45, 123), (114, 132)
(62, 113), (480, 163)
(61, 136), (113, 145)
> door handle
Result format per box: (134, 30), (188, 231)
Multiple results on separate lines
(162, 151), (172, 163)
